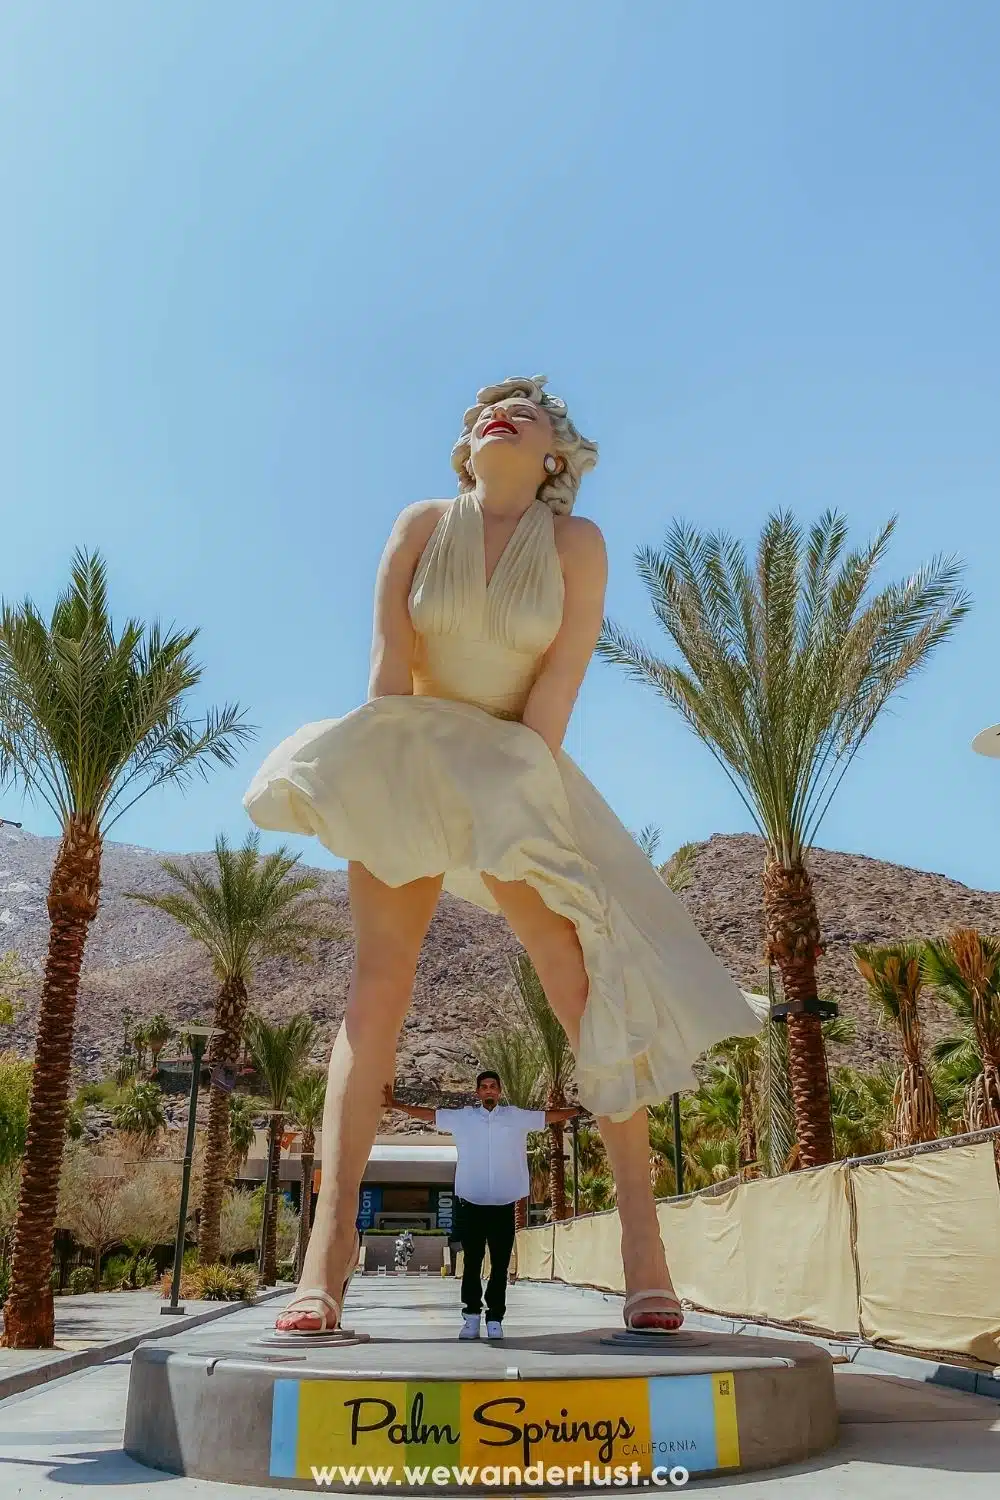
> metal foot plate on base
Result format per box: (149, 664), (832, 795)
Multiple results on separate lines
(255, 1329), (371, 1349)
(600, 1330), (716, 1349)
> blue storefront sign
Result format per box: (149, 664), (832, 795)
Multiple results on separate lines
(435, 1189), (454, 1233)
(356, 1185), (382, 1231)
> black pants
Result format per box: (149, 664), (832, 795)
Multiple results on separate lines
(458, 1199), (516, 1321)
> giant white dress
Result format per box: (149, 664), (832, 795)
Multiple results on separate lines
(244, 494), (759, 1120)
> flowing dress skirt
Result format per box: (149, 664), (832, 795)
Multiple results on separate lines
(244, 695), (759, 1121)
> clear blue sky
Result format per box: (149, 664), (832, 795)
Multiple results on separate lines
(3, 1), (1000, 888)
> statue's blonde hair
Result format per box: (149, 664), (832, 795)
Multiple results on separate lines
(450, 375), (599, 515)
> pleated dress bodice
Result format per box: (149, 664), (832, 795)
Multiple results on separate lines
(408, 494), (564, 720)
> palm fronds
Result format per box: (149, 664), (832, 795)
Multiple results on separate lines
(0, 549), (252, 830)
(598, 511), (969, 866)
(245, 1014), (318, 1111)
(130, 832), (340, 984)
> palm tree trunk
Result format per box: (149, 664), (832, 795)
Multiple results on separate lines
(895, 1002), (939, 1147)
(762, 857), (835, 1168)
(296, 1129), (315, 1279)
(262, 1114), (283, 1285)
(514, 1198), (527, 1231)
(738, 1089), (759, 1181)
(198, 976), (248, 1266)
(965, 1048), (1000, 1180)
(2, 819), (101, 1349)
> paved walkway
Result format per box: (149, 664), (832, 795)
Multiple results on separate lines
(0, 1287), (287, 1396)
(0, 1280), (996, 1496)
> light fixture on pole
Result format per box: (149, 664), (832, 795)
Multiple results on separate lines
(0, 818), (22, 829)
(972, 725), (1000, 758)
(162, 1024), (216, 1317)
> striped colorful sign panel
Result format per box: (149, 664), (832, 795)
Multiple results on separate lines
(270, 1373), (740, 1482)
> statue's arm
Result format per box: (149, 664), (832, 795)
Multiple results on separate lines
(368, 502), (445, 699)
(520, 517), (608, 755)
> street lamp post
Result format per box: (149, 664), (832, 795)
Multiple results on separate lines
(570, 1113), (580, 1218)
(672, 1093), (684, 1197)
(161, 1025), (215, 1317)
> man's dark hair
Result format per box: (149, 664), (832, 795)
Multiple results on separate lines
(476, 1070), (502, 1091)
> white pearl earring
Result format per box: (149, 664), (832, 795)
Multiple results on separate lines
(543, 454), (559, 475)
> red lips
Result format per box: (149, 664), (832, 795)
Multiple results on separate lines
(481, 419), (517, 437)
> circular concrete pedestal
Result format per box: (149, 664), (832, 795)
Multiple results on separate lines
(124, 1319), (837, 1489)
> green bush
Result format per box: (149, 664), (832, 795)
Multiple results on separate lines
(0, 1258), (10, 1304)
(134, 1255), (158, 1287)
(195, 1264), (251, 1302)
(104, 1251), (160, 1290)
(102, 1254), (131, 1290)
(230, 1264), (259, 1303)
(276, 1259), (296, 1283)
(69, 1266), (95, 1295)
(75, 1080), (120, 1108)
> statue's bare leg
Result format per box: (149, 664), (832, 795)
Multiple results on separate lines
(277, 862), (442, 1331)
(483, 874), (679, 1324)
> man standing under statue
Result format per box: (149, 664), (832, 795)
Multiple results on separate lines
(383, 1072), (581, 1339)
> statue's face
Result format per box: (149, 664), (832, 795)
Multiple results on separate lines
(468, 394), (560, 486)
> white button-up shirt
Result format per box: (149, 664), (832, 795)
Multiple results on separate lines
(435, 1104), (547, 1205)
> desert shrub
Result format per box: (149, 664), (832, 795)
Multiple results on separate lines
(134, 1255), (158, 1286)
(0, 1052), (32, 1166)
(276, 1259), (296, 1282)
(159, 1267), (199, 1300)
(102, 1253), (132, 1290)
(218, 1187), (259, 1263)
(69, 1266), (95, 1294)
(230, 1264), (259, 1302)
(196, 1264), (250, 1302)
(0, 1258), (10, 1303)
(75, 1079), (121, 1108)
(102, 1250), (158, 1290)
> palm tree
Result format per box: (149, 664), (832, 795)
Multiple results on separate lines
(599, 510), (968, 1167)
(702, 1037), (761, 1179)
(632, 826), (697, 894)
(923, 931), (1000, 1168)
(227, 1092), (259, 1183)
(287, 1068), (326, 1276)
(853, 942), (940, 1147)
(829, 1064), (896, 1158)
(112, 1080), (166, 1158)
(0, 550), (249, 1347)
(129, 832), (336, 1266)
(505, 954), (574, 1220)
(130, 1024), (151, 1076)
(244, 1012), (316, 1284)
(478, 1024), (546, 1228)
(145, 1015), (174, 1075)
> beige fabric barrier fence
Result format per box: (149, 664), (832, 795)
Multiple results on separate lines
(515, 1139), (1000, 1363)
(852, 1141), (1000, 1363)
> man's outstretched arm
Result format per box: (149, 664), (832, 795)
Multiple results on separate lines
(382, 1083), (436, 1123)
(544, 1105), (585, 1125)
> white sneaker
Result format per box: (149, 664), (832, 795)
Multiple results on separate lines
(459, 1315), (481, 1340)
(486, 1320), (504, 1340)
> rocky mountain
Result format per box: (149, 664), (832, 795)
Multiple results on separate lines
(1, 824), (996, 1091)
